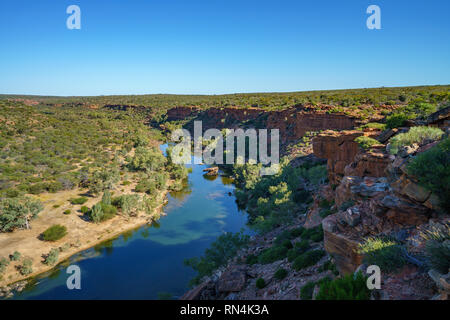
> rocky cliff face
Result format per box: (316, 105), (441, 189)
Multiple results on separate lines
(166, 105), (368, 144)
(308, 114), (449, 277)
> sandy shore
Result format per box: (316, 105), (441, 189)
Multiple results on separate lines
(0, 185), (169, 289)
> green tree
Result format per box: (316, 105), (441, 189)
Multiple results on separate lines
(0, 197), (43, 232)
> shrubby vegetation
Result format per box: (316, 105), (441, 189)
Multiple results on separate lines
(407, 137), (449, 211)
(354, 136), (379, 150)
(184, 231), (249, 286)
(43, 248), (59, 266)
(358, 237), (406, 273)
(315, 272), (370, 300)
(4, 85), (447, 111)
(420, 224), (450, 274)
(233, 159), (327, 233)
(19, 258), (33, 276)
(255, 278), (266, 289)
(389, 126), (444, 155)
(0, 197), (43, 232)
(41, 224), (67, 242)
(385, 100), (441, 129)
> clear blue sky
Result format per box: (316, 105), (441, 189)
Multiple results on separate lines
(0, 0), (449, 96)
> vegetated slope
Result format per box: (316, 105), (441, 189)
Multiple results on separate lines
(1, 85), (449, 111)
(180, 93), (449, 300)
(0, 100), (189, 291)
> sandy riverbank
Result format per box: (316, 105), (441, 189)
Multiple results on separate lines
(0, 184), (170, 289)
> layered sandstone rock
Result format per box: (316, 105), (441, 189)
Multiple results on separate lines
(312, 130), (366, 185)
(166, 105), (368, 144)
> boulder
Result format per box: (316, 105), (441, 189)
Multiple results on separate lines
(216, 266), (247, 293)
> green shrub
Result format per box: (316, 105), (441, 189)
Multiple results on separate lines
(300, 281), (316, 300)
(258, 246), (288, 264)
(407, 137), (450, 211)
(294, 239), (310, 252)
(42, 224), (67, 241)
(184, 232), (249, 286)
(63, 209), (71, 215)
(389, 126), (444, 155)
(88, 202), (117, 223)
(274, 268), (288, 280)
(43, 248), (59, 266)
(246, 254), (258, 265)
(281, 239), (293, 249)
(318, 260), (339, 275)
(315, 272), (370, 300)
(358, 237), (406, 272)
(359, 122), (387, 131)
(0, 197), (43, 232)
(290, 227), (305, 238)
(301, 225), (324, 242)
(255, 278), (266, 289)
(425, 240), (450, 274)
(19, 258), (33, 276)
(69, 197), (88, 205)
(354, 136), (379, 150)
(0, 257), (10, 274)
(386, 112), (412, 129)
(101, 190), (112, 205)
(10, 251), (21, 261)
(292, 250), (325, 270)
(80, 206), (89, 214)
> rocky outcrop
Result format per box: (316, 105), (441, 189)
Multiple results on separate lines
(310, 125), (449, 275)
(426, 106), (450, 130)
(312, 130), (381, 185)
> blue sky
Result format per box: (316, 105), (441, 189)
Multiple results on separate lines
(0, 0), (449, 96)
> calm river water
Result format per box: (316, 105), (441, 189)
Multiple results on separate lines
(12, 144), (248, 299)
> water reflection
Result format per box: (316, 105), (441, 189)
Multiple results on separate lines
(10, 144), (248, 300)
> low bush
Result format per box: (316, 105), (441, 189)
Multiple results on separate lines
(69, 197), (88, 205)
(10, 251), (21, 261)
(301, 225), (324, 242)
(0, 257), (10, 274)
(425, 240), (450, 274)
(318, 259), (339, 275)
(246, 254), (258, 265)
(19, 258), (33, 276)
(255, 278), (266, 289)
(358, 237), (406, 272)
(80, 206), (89, 214)
(359, 122), (387, 131)
(292, 250), (325, 271)
(258, 246), (288, 264)
(43, 248), (59, 266)
(315, 272), (370, 300)
(386, 112), (412, 129)
(300, 281), (316, 300)
(184, 232), (249, 286)
(294, 239), (310, 252)
(407, 137), (449, 211)
(42, 224), (67, 241)
(389, 126), (444, 155)
(274, 268), (288, 280)
(63, 209), (71, 215)
(354, 136), (379, 150)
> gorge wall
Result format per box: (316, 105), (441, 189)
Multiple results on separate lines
(166, 105), (366, 144)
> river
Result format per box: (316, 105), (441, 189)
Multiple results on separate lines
(11, 144), (248, 300)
